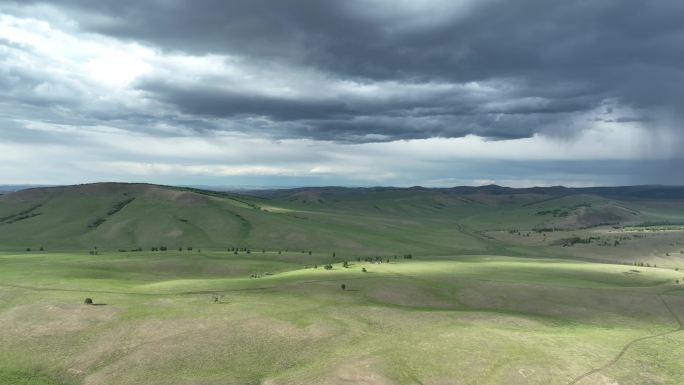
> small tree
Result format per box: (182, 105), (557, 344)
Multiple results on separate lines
(341, 284), (346, 290)
(362, 267), (367, 273)
(343, 261), (349, 268)
(84, 298), (93, 305)
(333, 252), (336, 257)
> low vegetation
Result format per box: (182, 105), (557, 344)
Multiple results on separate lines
(1, 183), (684, 384)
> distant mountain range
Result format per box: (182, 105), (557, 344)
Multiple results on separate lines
(247, 184), (684, 200)
(0, 185), (51, 194)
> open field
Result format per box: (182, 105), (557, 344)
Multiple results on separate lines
(1, 251), (683, 385)
(2, 184), (684, 384)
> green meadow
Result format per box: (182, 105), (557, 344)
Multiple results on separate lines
(1, 184), (684, 384)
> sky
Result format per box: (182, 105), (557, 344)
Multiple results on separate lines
(0, 0), (683, 188)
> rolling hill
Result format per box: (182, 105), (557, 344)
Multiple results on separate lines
(2, 183), (684, 384)
(2, 182), (684, 257)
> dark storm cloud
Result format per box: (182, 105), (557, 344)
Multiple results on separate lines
(1, 0), (683, 143)
(139, 80), (355, 121)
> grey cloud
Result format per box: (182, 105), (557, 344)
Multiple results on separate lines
(0, 0), (683, 144)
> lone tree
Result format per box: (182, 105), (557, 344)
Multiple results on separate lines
(362, 267), (367, 273)
(340, 284), (346, 290)
(343, 261), (349, 268)
(84, 298), (93, 305)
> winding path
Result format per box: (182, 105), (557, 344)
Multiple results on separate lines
(566, 291), (683, 385)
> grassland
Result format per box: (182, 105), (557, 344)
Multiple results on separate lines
(1, 183), (684, 384)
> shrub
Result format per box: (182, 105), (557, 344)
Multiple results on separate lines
(84, 298), (93, 305)
(343, 261), (349, 268)
(362, 268), (367, 273)
(324, 264), (333, 270)
(341, 284), (346, 290)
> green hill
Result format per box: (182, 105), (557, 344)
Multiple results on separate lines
(2, 183), (684, 259)
(2, 183), (684, 384)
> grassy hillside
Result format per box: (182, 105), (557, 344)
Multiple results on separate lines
(2, 183), (684, 384)
(3, 183), (684, 259)
(0, 183), (485, 255)
(1, 250), (683, 385)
